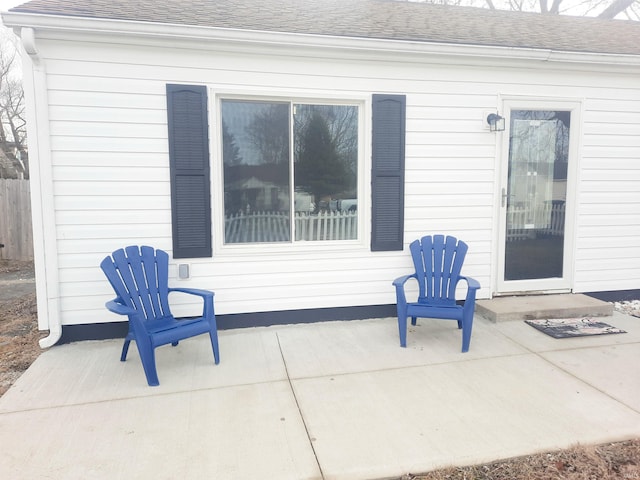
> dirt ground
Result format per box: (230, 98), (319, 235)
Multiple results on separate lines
(0, 259), (639, 478)
(399, 440), (640, 479)
(0, 259), (42, 397)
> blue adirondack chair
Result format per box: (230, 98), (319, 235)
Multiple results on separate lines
(100, 246), (220, 386)
(393, 235), (480, 352)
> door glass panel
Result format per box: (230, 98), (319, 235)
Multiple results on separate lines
(505, 110), (570, 281)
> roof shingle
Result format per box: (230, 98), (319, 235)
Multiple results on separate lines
(7, 0), (640, 55)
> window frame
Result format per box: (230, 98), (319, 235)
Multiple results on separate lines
(211, 89), (369, 256)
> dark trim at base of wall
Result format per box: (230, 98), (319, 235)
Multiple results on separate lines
(585, 289), (640, 303)
(58, 304), (398, 345)
(57, 289), (639, 345)
(59, 321), (130, 344)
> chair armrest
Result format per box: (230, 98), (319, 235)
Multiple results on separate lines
(168, 288), (215, 319)
(393, 274), (417, 309)
(168, 287), (214, 299)
(459, 276), (481, 291)
(392, 274), (416, 288)
(105, 298), (150, 339)
(105, 298), (136, 316)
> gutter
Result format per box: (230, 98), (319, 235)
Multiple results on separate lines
(3, 12), (640, 69)
(18, 27), (62, 348)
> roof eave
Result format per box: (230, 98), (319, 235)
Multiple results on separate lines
(3, 11), (640, 68)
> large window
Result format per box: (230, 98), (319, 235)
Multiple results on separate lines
(221, 99), (359, 244)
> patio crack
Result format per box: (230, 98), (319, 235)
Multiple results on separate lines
(276, 332), (326, 480)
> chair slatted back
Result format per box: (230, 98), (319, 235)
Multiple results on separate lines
(100, 246), (172, 321)
(410, 235), (468, 306)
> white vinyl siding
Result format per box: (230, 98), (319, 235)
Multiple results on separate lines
(28, 33), (640, 326)
(574, 95), (640, 292)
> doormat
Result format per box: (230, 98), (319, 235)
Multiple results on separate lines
(525, 318), (626, 339)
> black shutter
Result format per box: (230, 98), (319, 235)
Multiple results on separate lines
(166, 84), (212, 258)
(371, 94), (406, 251)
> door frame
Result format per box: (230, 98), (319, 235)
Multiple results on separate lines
(495, 97), (582, 295)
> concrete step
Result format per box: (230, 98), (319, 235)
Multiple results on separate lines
(476, 293), (613, 323)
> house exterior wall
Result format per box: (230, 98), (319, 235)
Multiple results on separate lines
(576, 97), (640, 292)
(22, 30), (640, 328)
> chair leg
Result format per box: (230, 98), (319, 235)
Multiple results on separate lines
(171, 341), (179, 347)
(410, 316), (417, 326)
(398, 316), (408, 347)
(461, 316), (474, 353)
(120, 339), (131, 362)
(135, 337), (160, 386)
(209, 329), (220, 365)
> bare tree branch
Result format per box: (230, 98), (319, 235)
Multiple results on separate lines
(540, 0), (549, 13)
(508, 0), (525, 11)
(0, 32), (27, 179)
(623, 1), (640, 19)
(412, 0), (639, 18)
(598, 0), (637, 18)
(549, 0), (563, 14)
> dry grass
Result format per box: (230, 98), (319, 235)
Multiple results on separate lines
(0, 259), (42, 397)
(0, 292), (41, 396)
(0, 259), (34, 274)
(399, 440), (640, 480)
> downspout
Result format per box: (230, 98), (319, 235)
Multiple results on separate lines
(19, 27), (62, 348)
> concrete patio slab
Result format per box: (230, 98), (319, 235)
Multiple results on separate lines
(541, 343), (640, 412)
(1, 313), (639, 480)
(276, 316), (527, 379)
(292, 354), (640, 480)
(0, 326), (288, 412)
(0, 381), (321, 480)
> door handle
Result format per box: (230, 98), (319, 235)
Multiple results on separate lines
(501, 188), (514, 207)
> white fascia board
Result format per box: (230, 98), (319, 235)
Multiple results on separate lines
(3, 11), (640, 70)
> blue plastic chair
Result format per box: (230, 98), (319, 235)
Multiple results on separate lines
(393, 235), (480, 352)
(100, 246), (220, 386)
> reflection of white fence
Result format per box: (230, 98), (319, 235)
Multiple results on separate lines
(225, 211), (357, 243)
(506, 203), (565, 241)
(295, 211), (357, 241)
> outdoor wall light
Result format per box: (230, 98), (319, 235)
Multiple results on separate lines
(486, 113), (505, 132)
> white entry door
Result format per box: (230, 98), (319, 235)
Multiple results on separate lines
(497, 101), (580, 294)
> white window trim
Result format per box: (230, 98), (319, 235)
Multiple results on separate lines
(209, 87), (371, 257)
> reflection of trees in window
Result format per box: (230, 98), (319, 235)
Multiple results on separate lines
(246, 104), (290, 165)
(222, 121), (241, 166)
(509, 110), (570, 180)
(552, 111), (570, 180)
(222, 101), (290, 218)
(295, 111), (352, 211)
(293, 105), (358, 211)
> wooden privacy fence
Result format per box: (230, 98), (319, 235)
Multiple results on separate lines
(0, 179), (33, 260)
(506, 203), (565, 241)
(225, 210), (358, 243)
